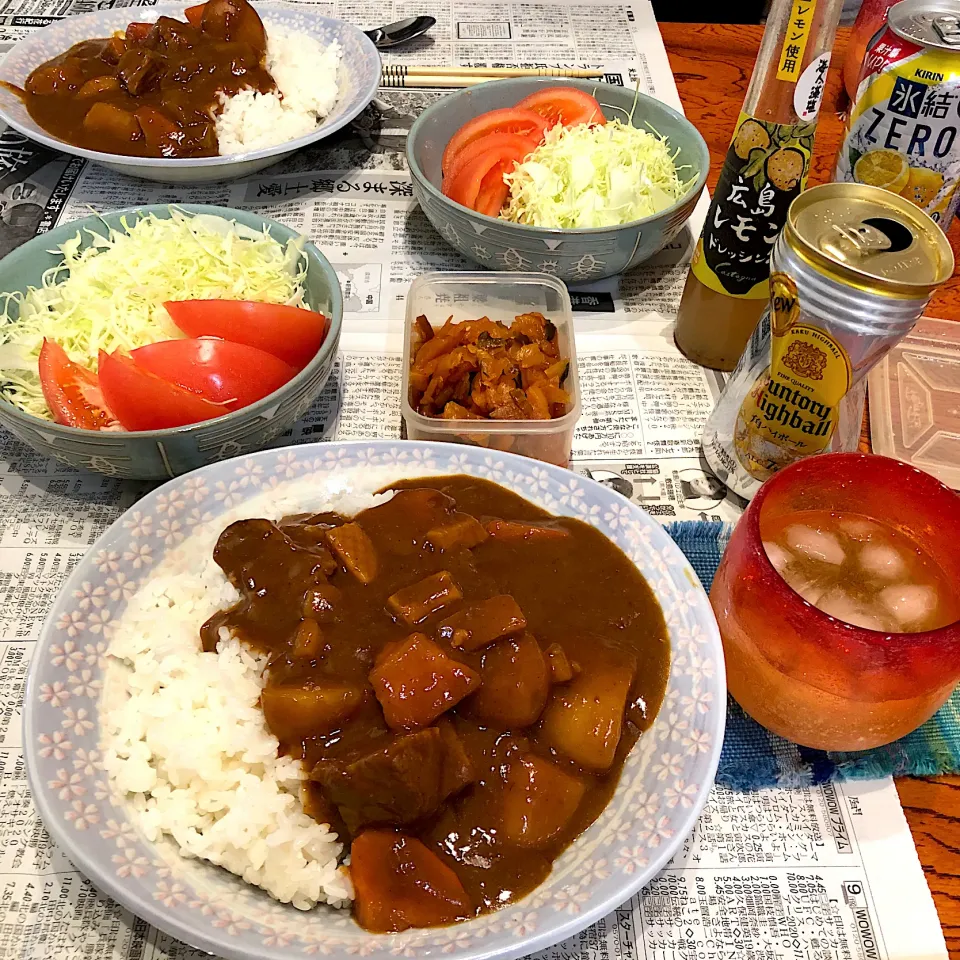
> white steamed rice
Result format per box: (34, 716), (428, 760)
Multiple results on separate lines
(215, 27), (342, 155)
(100, 472), (417, 910)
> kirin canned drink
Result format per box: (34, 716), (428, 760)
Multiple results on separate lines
(835, 0), (960, 228)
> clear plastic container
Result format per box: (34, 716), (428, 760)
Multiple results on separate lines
(402, 272), (581, 467)
(868, 316), (960, 490)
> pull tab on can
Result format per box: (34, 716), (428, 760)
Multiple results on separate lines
(819, 219), (897, 261)
(933, 12), (960, 43)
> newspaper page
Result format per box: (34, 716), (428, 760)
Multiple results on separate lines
(0, 0), (949, 957)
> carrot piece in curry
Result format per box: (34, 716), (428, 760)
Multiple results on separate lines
(484, 518), (571, 542)
(351, 829), (473, 932)
(369, 633), (479, 731)
(183, 2), (206, 26)
(500, 754), (587, 848)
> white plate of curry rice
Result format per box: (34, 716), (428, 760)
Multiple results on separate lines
(25, 440), (724, 960)
(0, 1), (380, 182)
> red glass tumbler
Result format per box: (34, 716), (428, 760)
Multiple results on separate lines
(711, 453), (960, 751)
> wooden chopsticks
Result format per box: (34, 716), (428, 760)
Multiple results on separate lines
(380, 66), (605, 88)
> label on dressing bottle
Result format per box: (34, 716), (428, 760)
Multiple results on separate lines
(690, 114), (815, 299)
(732, 272), (852, 480)
(775, 0), (819, 81)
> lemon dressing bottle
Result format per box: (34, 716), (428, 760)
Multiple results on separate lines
(673, 0), (845, 370)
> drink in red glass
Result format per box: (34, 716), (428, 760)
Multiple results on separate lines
(763, 511), (958, 632)
(710, 453), (960, 750)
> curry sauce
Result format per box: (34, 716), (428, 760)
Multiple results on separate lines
(202, 475), (669, 932)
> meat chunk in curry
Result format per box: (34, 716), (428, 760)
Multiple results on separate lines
(203, 475), (669, 932)
(312, 724), (475, 834)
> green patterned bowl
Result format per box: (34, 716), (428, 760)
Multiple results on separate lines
(0, 205), (342, 479)
(406, 78), (709, 283)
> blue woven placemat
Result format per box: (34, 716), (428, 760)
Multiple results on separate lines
(665, 520), (960, 790)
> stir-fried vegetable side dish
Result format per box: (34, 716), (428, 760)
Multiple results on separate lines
(0, 210), (329, 431)
(201, 476), (670, 932)
(440, 85), (694, 226)
(10, 0), (270, 158)
(409, 312), (571, 422)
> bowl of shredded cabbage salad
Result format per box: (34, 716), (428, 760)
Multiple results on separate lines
(0, 205), (342, 478)
(407, 79), (709, 282)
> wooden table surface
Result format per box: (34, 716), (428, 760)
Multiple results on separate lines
(660, 22), (960, 957)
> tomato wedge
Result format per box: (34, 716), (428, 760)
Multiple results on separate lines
(515, 86), (606, 127)
(38, 340), (115, 430)
(130, 338), (296, 411)
(98, 350), (229, 431)
(441, 108), (549, 175)
(442, 132), (538, 190)
(163, 301), (328, 371)
(443, 141), (532, 216)
(472, 161), (513, 217)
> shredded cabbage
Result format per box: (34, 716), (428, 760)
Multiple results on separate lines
(0, 207), (308, 420)
(501, 120), (694, 229)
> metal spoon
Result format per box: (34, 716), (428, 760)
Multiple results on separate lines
(365, 15), (436, 48)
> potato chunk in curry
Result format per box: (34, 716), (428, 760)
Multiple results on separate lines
(544, 642), (576, 683)
(424, 513), (489, 553)
(466, 633), (549, 728)
(439, 595), (527, 652)
(260, 681), (364, 742)
(387, 571), (463, 625)
(325, 522), (378, 584)
(540, 652), (637, 771)
(500, 754), (587, 848)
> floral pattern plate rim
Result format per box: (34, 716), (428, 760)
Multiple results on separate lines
(24, 440), (725, 960)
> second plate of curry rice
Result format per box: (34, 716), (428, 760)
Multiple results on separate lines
(26, 441), (724, 959)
